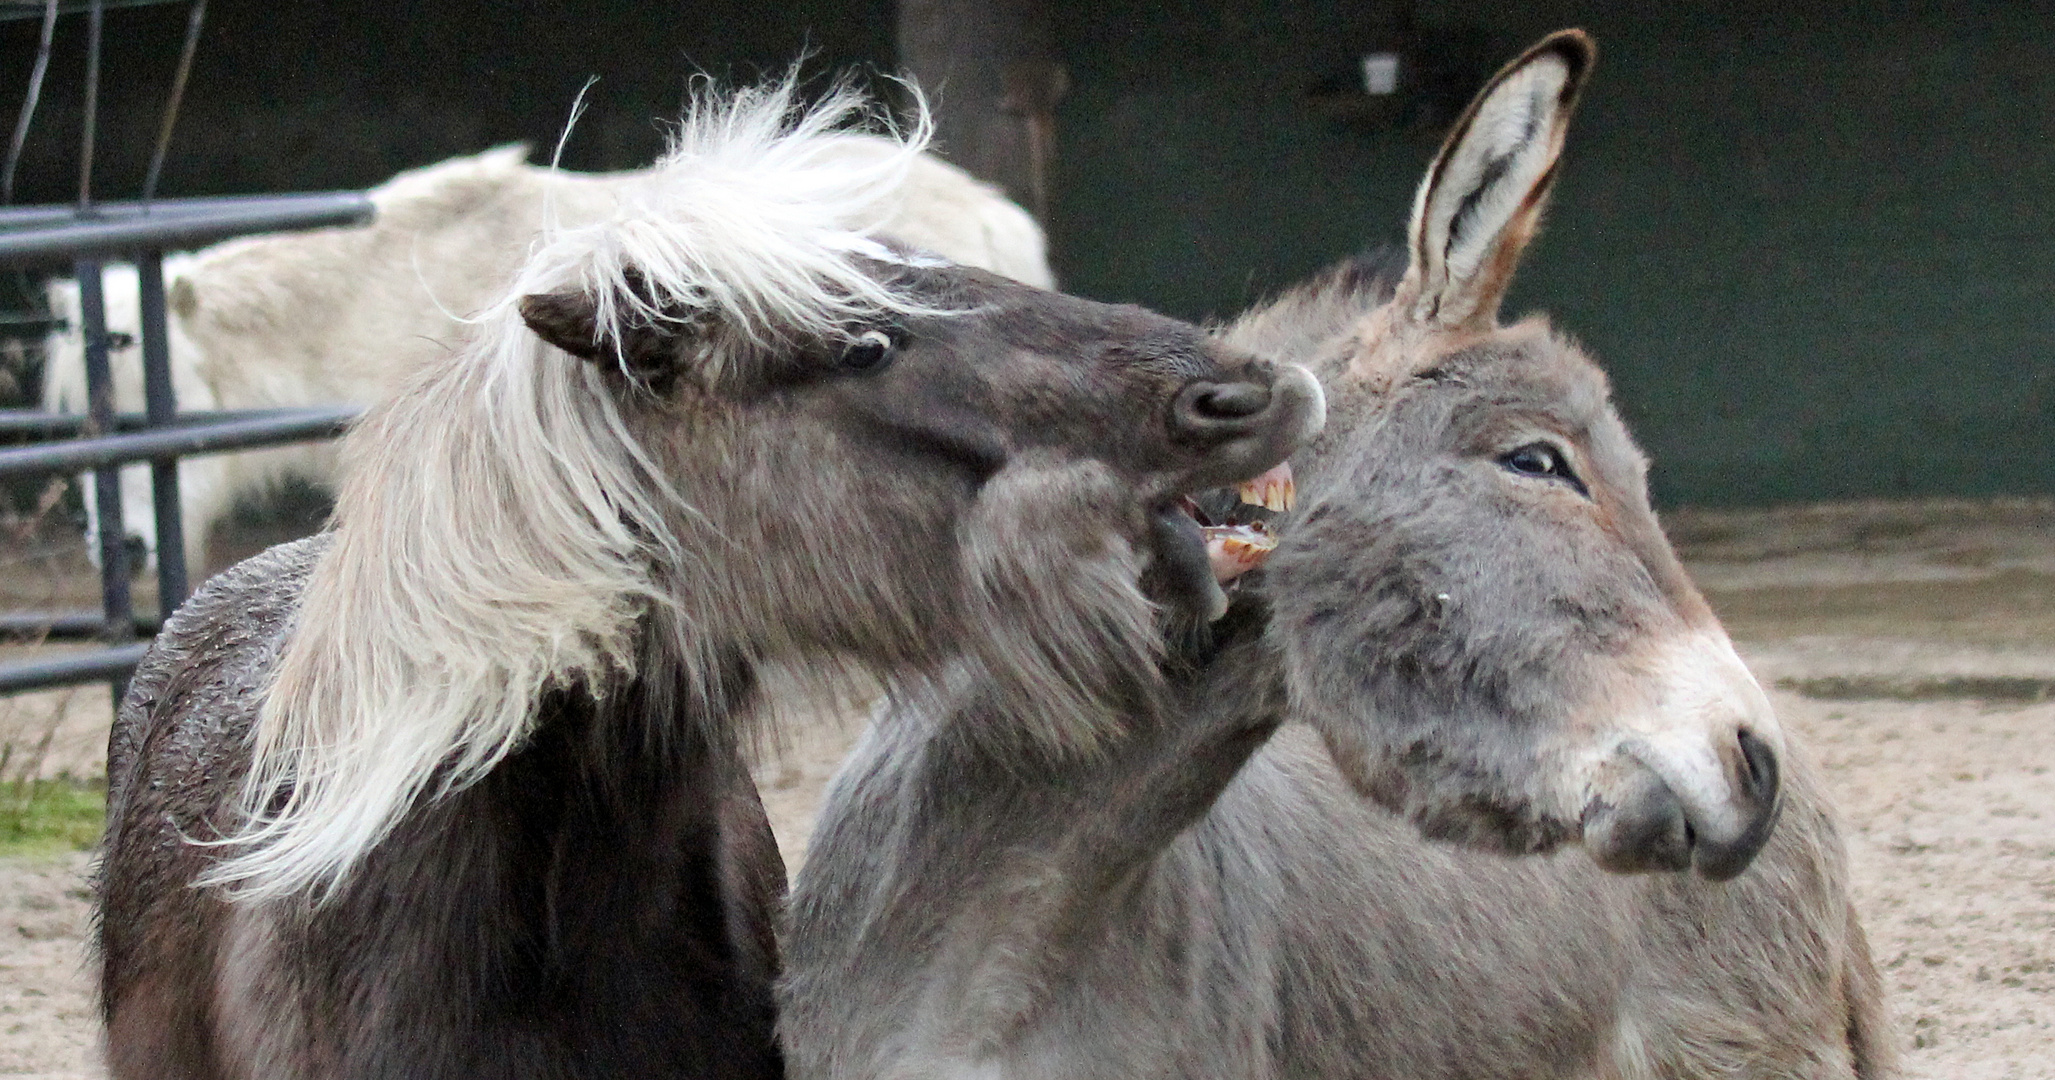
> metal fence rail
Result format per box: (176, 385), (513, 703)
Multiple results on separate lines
(0, 405), (357, 473)
(0, 406), (323, 437)
(1, 191), (374, 703)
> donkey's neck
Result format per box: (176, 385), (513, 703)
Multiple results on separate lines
(783, 602), (1282, 1064)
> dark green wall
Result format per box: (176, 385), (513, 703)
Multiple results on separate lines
(3, 1), (2047, 506)
(0, 1), (896, 199)
(1049, 0), (2055, 506)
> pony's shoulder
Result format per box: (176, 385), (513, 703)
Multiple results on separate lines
(107, 535), (332, 819)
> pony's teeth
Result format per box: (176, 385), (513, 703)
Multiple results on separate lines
(1237, 462), (1295, 512)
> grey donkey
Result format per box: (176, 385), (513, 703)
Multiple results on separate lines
(94, 80), (1323, 1080)
(780, 32), (1895, 1080)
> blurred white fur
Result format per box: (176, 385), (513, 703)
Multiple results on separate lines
(43, 118), (1052, 573)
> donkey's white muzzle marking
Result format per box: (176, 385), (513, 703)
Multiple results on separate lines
(1581, 631), (1785, 880)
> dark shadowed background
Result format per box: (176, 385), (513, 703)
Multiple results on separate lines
(2, 0), (2046, 506)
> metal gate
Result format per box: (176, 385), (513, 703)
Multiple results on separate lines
(0, 0), (374, 706)
(0, 192), (371, 701)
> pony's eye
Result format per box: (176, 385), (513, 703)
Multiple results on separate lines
(1500, 442), (1585, 493)
(839, 330), (895, 374)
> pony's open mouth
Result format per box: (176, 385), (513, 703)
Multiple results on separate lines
(1153, 462), (1293, 620)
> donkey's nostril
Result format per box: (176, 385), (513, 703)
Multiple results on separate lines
(1680, 728), (1783, 882)
(1735, 727), (1779, 805)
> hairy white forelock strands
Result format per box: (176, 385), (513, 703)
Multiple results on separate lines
(555, 76), (958, 387)
(203, 76), (953, 902)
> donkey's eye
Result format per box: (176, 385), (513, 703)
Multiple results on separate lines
(838, 330), (895, 374)
(1500, 442), (1586, 493)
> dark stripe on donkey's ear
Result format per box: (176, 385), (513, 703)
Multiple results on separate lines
(1416, 28), (1597, 258)
(1445, 145), (1524, 268)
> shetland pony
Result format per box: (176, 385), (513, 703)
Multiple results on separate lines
(97, 80), (1321, 1080)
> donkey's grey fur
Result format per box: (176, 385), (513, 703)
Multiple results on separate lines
(784, 622), (1885, 1079)
(780, 31), (1894, 1080)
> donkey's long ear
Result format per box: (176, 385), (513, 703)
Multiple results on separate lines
(1399, 29), (1594, 330)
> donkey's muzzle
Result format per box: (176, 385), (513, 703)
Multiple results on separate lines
(1582, 727), (1782, 881)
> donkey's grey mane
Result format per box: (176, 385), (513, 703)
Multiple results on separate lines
(1216, 247), (1405, 374)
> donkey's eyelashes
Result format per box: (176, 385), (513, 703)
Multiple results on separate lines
(1499, 441), (1587, 495)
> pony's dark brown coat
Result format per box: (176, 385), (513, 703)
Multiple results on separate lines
(103, 537), (790, 1077)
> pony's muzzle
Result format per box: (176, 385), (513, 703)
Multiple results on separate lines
(1171, 366), (1326, 489)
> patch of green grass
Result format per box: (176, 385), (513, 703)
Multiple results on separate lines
(0, 777), (105, 857)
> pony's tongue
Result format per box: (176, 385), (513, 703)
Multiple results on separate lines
(1151, 506), (1229, 621)
(1202, 461), (1293, 584)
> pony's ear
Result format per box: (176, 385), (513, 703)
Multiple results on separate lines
(1397, 29), (1594, 331)
(518, 289), (606, 361)
(519, 278), (677, 375)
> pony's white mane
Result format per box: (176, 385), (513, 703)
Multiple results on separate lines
(202, 77), (946, 902)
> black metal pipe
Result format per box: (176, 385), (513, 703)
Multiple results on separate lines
(78, 0), (101, 210)
(0, 643), (150, 695)
(0, 191), (370, 228)
(142, 0), (206, 204)
(0, 406), (358, 475)
(2, 0), (59, 205)
(0, 192), (375, 265)
(0, 0), (182, 23)
(0, 611), (161, 639)
(138, 250), (187, 607)
(77, 258), (134, 664)
(0, 406), (317, 436)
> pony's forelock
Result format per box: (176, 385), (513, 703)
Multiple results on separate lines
(203, 75), (948, 902)
(530, 74), (954, 387)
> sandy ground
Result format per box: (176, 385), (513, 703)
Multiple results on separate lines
(0, 497), (2050, 1078)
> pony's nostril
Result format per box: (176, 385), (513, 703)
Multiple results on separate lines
(1194, 383), (1270, 419)
(1172, 381), (1273, 439)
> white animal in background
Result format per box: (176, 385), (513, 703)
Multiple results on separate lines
(42, 139), (1054, 574)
